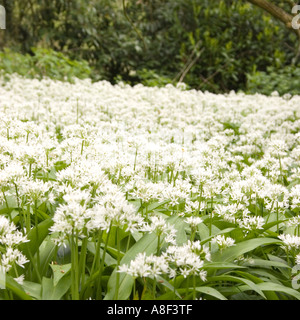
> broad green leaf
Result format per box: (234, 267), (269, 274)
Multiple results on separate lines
(104, 232), (158, 300)
(234, 271), (279, 300)
(157, 286), (227, 300)
(204, 262), (246, 270)
(39, 239), (57, 277)
(242, 258), (290, 269)
(170, 216), (187, 246)
(3, 275), (32, 300)
(145, 200), (168, 212)
(200, 227), (235, 245)
(41, 275), (71, 300)
(239, 282), (300, 300)
(208, 275), (266, 299)
(195, 286), (227, 300)
(22, 281), (42, 300)
(198, 222), (210, 240)
(50, 263), (71, 286)
(212, 238), (282, 262)
(19, 218), (54, 259)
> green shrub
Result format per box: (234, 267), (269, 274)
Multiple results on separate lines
(1, 0), (298, 92)
(246, 65), (300, 96)
(0, 48), (92, 82)
(135, 69), (173, 87)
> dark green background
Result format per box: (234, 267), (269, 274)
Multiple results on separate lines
(0, 0), (299, 95)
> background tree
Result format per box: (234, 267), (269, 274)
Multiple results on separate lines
(0, 0), (299, 94)
(246, 0), (300, 63)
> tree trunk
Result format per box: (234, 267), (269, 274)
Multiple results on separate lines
(246, 0), (300, 62)
(247, 0), (294, 27)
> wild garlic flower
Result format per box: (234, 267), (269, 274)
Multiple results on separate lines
(211, 235), (236, 250)
(50, 197), (94, 245)
(1, 248), (29, 272)
(19, 179), (51, 205)
(290, 185), (300, 210)
(0, 216), (29, 272)
(118, 252), (169, 279)
(185, 216), (203, 229)
(0, 216), (28, 247)
(287, 216), (300, 228)
(164, 240), (209, 279)
(238, 215), (265, 232)
(278, 234), (300, 250)
(143, 215), (177, 245)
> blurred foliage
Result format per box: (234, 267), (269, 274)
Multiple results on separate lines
(0, 0), (299, 93)
(247, 65), (300, 96)
(0, 48), (91, 82)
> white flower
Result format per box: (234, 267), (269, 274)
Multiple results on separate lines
(143, 215), (177, 245)
(211, 235), (235, 250)
(118, 253), (169, 279)
(238, 215), (265, 231)
(278, 234), (300, 250)
(185, 216), (203, 229)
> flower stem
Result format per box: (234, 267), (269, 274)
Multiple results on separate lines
(96, 224), (112, 300)
(114, 227), (121, 300)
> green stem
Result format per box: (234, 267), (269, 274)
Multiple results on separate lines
(96, 224), (112, 300)
(133, 278), (137, 299)
(2, 191), (11, 221)
(34, 200), (40, 272)
(173, 276), (177, 300)
(81, 140), (84, 155)
(152, 277), (157, 299)
(133, 148), (138, 171)
(71, 233), (80, 300)
(27, 247), (42, 283)
(79, 235), (88, 288)
(193, 274), (196, 300)
(276, 202), (279, 233)
(91, 230), (103, 275)
(126, 233), (131, 252)
(14, 183), (20, 209)
(26, 204), (31, 234)
(185, 276), (190, 299)
(114, 227), (121, 300)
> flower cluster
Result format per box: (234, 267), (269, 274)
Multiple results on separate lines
(1, 74), (300, 297)
(0, 216), (29, 272)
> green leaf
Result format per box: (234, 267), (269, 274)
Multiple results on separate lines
(208, 275), (266, 299)
(242, 258), (290, 269)
(240, 282), (300, 300)
(39, 239), (57, 277)
(2, 275), (32, 300)
(50, 263), (71, 286)
(204, 262), (246, 270)
(200, 227), (235, 245)
(87, 242), (116, 266)
(41, 275), (71, 300)
(212, 238), (282, 262)
(104, 233), (158, 300)
(22, 281), (42, 300)
(151, 275), (181, 299)
(157, 286), (227, 300)
(195, 286), (227, 300)
(19, 218), (54, 259)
